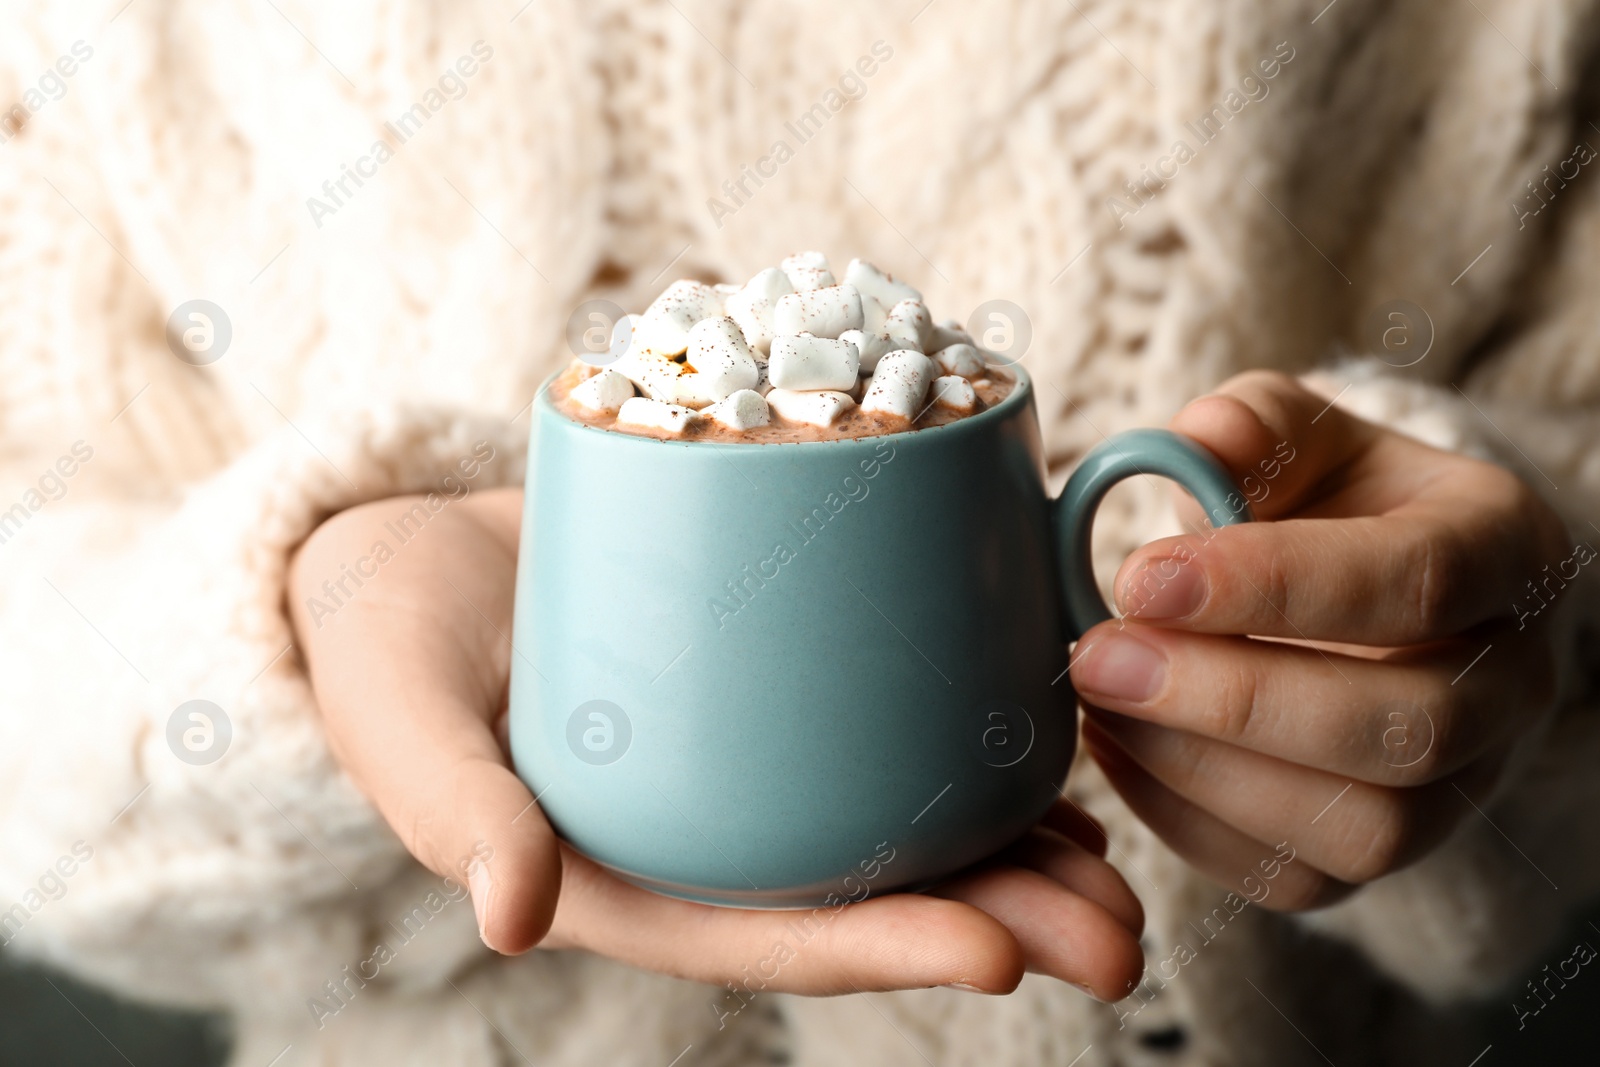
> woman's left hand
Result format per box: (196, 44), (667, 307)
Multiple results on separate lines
(1069, 371), (1571, 910)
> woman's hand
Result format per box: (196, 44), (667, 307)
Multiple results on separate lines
(289, 486), (1145, 999)
(1070, 371), (1570, 910)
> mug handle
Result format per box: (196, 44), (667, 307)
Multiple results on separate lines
(1055, 428), (1254, 639)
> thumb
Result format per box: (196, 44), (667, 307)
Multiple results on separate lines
(290, 499), (562, 955)
(419, 752), (563, 955)
(315, 685), (562, 955)
(1166, 369), (1376, 522)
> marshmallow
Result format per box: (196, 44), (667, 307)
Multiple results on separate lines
(611, 350), (684, 401)
(768, 334), (861, 391)
(932, 342), (987, 378)
(585, 255), (1008, 439)
(773, 284), (865, 339)
(570, 368), (635, 413)
(672, 375), (723, 409)
(607, 313), (641, 362)
(860, 350), (936, 420)
(928, 375), (977, 411)
(689, 314), (754, 354)
(766, 388), (855, 427)
(705, 389), (771, 430)
(927, 318), (972, 352)
(883, 299), (932, 353)
(785, 266), (836, 291)
(617, 396), (697, 434)
(844, 258), (922, 331)
(633, 280), (724, 356)
(675, 317), (760, 406)
(781, 250), (830, 272)
(783, 259), (836, 291)
(574, 313), (635, 375)
(724, 267), (794, 354)
(838, 328), (897, 373)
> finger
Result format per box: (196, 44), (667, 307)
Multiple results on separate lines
(418, 755), (563, 955)
(546, 846), (1026, 996)
(1085, 709), (1489, 886)
(930, 865), (1146, 1000)
(1037, 796), (1110, 856)
(1069, 620), (1535, 785)
(1121, 372), (1561, 644)
(1000, 826), (1144, 934)
(318, 690), (563, 954)
(1081, 719), (1350, 912)
(290, 501), (561, 954)
(1165, 370), (1376, 522)
(1113, 499), (1547, 644)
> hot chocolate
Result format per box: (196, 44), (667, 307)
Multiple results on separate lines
(552, 253), (1015, 443)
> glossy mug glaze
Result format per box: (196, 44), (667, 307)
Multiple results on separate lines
(510, 365), (1249, 907)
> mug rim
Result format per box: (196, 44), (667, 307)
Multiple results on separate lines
(535, 360), (1035, 450)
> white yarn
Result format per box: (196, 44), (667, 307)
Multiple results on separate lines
(1, 1), (1598, 1064)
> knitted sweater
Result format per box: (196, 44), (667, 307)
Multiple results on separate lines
(2, 1), (1598, 1064)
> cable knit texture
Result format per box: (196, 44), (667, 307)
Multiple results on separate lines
(2, 1), (1598, 1064)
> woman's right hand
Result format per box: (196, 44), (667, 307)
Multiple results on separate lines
(288, 486), (1145, 1000)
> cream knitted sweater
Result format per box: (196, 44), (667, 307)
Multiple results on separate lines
(2, 1), (1599, 1064)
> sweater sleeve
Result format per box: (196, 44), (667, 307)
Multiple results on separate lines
(1289, 360), (1600, 1003)
(0, 404), (526, 1010)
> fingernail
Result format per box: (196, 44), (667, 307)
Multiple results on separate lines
(1118, 558), (1205, 620)
(1073, 632), (1167, 704)
(469, 861), (497, 952)
(945, 981), (1003, 995)
(1070, 981), (1107, 1002)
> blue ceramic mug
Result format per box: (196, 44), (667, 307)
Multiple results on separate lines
(510, 365), (1250, 908)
